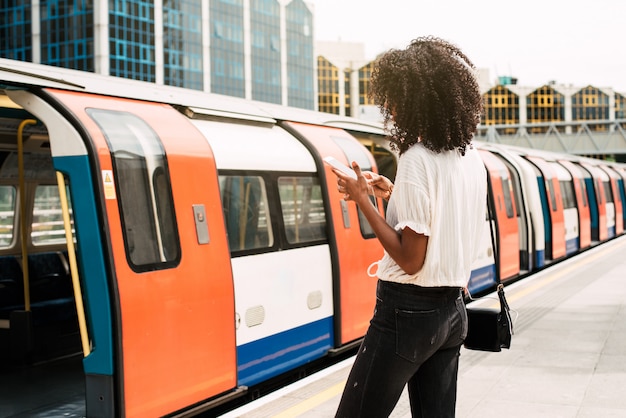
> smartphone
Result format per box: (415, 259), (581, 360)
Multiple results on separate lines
(323, 156), (357, 179)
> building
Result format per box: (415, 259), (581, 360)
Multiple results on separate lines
(316, 40), (626, 137)
(316, 40), (493, 123)
(0, 0), (316, 110)
(481, 78), (626, 133)
(316, 41), (378, 120)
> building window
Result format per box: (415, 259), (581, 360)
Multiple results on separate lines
(358, 62), (374, 106)
(481, 85), (519, 134)
(210, 0), (245, 98)
(572, 86), (609, 131)
(286, 0), (314, 110)
(39, 0), (94, 71)
(616, 93), (626, 130)
(109, 0), (155, 82)
(250, 0), (282, 104)
(526, 85), (565, 133)
(317, 56), (339, 115)
(0, 2), (33, 62)
(163, 0), (203, 90)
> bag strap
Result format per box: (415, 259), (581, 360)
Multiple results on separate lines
(497, 284), (514, 336)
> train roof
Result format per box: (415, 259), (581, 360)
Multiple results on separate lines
(0, 58), (386, 136)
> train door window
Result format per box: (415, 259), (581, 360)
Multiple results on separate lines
(501, 176), (515, 218)
(356, 197), (377, 238)
(559, 181), (576, 209)
(31, 184), (74, 246)
(86, 109), (180, 271)
(219, 175), (273, 253)
(277, 176), (327, 244)
(0, 185), (16, 247)
(604, 181), (614, 203)
(545, 179), (557, 211)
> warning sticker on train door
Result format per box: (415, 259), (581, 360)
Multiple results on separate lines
(102, 170), (116, 199)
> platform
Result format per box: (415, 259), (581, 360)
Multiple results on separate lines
(219, 234), (626, 417)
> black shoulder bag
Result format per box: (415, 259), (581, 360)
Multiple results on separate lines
(463, 284), (513, 352)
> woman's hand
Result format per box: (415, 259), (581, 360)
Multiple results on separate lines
(334, 163), (394, 203)
(363, 171), (394, 200)
(332, 162), (371, 206)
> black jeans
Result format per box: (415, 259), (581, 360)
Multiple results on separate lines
(335, 280), (467, 418)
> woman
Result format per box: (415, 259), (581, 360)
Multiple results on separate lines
(332, 36), (487, 417)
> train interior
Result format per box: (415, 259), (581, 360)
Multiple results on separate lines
(0, 90), (85, 416)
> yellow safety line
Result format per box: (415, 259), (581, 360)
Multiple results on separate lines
(271, 381), (346, 418)
(17, 119), (37, 311)
(56, 172), (91, 356)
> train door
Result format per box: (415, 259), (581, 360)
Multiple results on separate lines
(34, 89), (237, 417)
(577, 163), (606, 242)
(525, 157), (566, 261)
(478, 150), (520, 283)
(281, 121), (383, 347)
(548, 162), (580, 255)
(558, 160), (591, 250)
(1, 90), (92, 416)
(188, 114), (335, 387)
(580, 163), (611, 240)
(600, 165), (624, 236)
(490, 150), (532, 273)
(615, 167), (626, 229)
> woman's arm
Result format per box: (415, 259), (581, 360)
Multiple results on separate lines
(333, 162), (428, 275)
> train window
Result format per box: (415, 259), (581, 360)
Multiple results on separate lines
(501, 177), (515, 218)
(278, 176), (327, 244)
(546, 179), (558, 211)
(87, 109), (180, 271)
(219, 175), (273, 252)
(559, 181), (576, 209)
(604, 181), (614, 203)
(357, 197), (377, 239)
(0, 186), (15, 247)
(31, 184), (74, 246)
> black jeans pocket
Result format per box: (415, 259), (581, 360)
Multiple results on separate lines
(394, 308), (440, 363)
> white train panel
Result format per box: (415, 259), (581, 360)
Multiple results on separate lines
(231, 245), (334, 346)
(191, 119), (316, 172)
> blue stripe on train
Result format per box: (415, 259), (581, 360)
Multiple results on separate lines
(468, 264), (497, 295)
(237, 317), (334, 387)
(535, 249), (545, 268)
(565, 237), (579, 256)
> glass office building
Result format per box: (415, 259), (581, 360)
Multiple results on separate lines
(0, 0), (315, 110)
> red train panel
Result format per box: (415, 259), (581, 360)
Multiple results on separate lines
(479, 150), (520, 282)
(282, 121), (382, 346)
(45, 89), (237, 417)
(526, 156), (566, 260)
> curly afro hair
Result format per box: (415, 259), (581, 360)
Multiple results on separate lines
(370, 36), (483, 156)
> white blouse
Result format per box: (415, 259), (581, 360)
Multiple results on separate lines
(376, 142), (487, 288)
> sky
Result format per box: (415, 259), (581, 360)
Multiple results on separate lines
(312, 0), (626, 92)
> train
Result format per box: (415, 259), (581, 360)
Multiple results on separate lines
(1, 58), (625, 417)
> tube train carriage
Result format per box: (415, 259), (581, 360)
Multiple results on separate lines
(0, 59), (625, 417)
